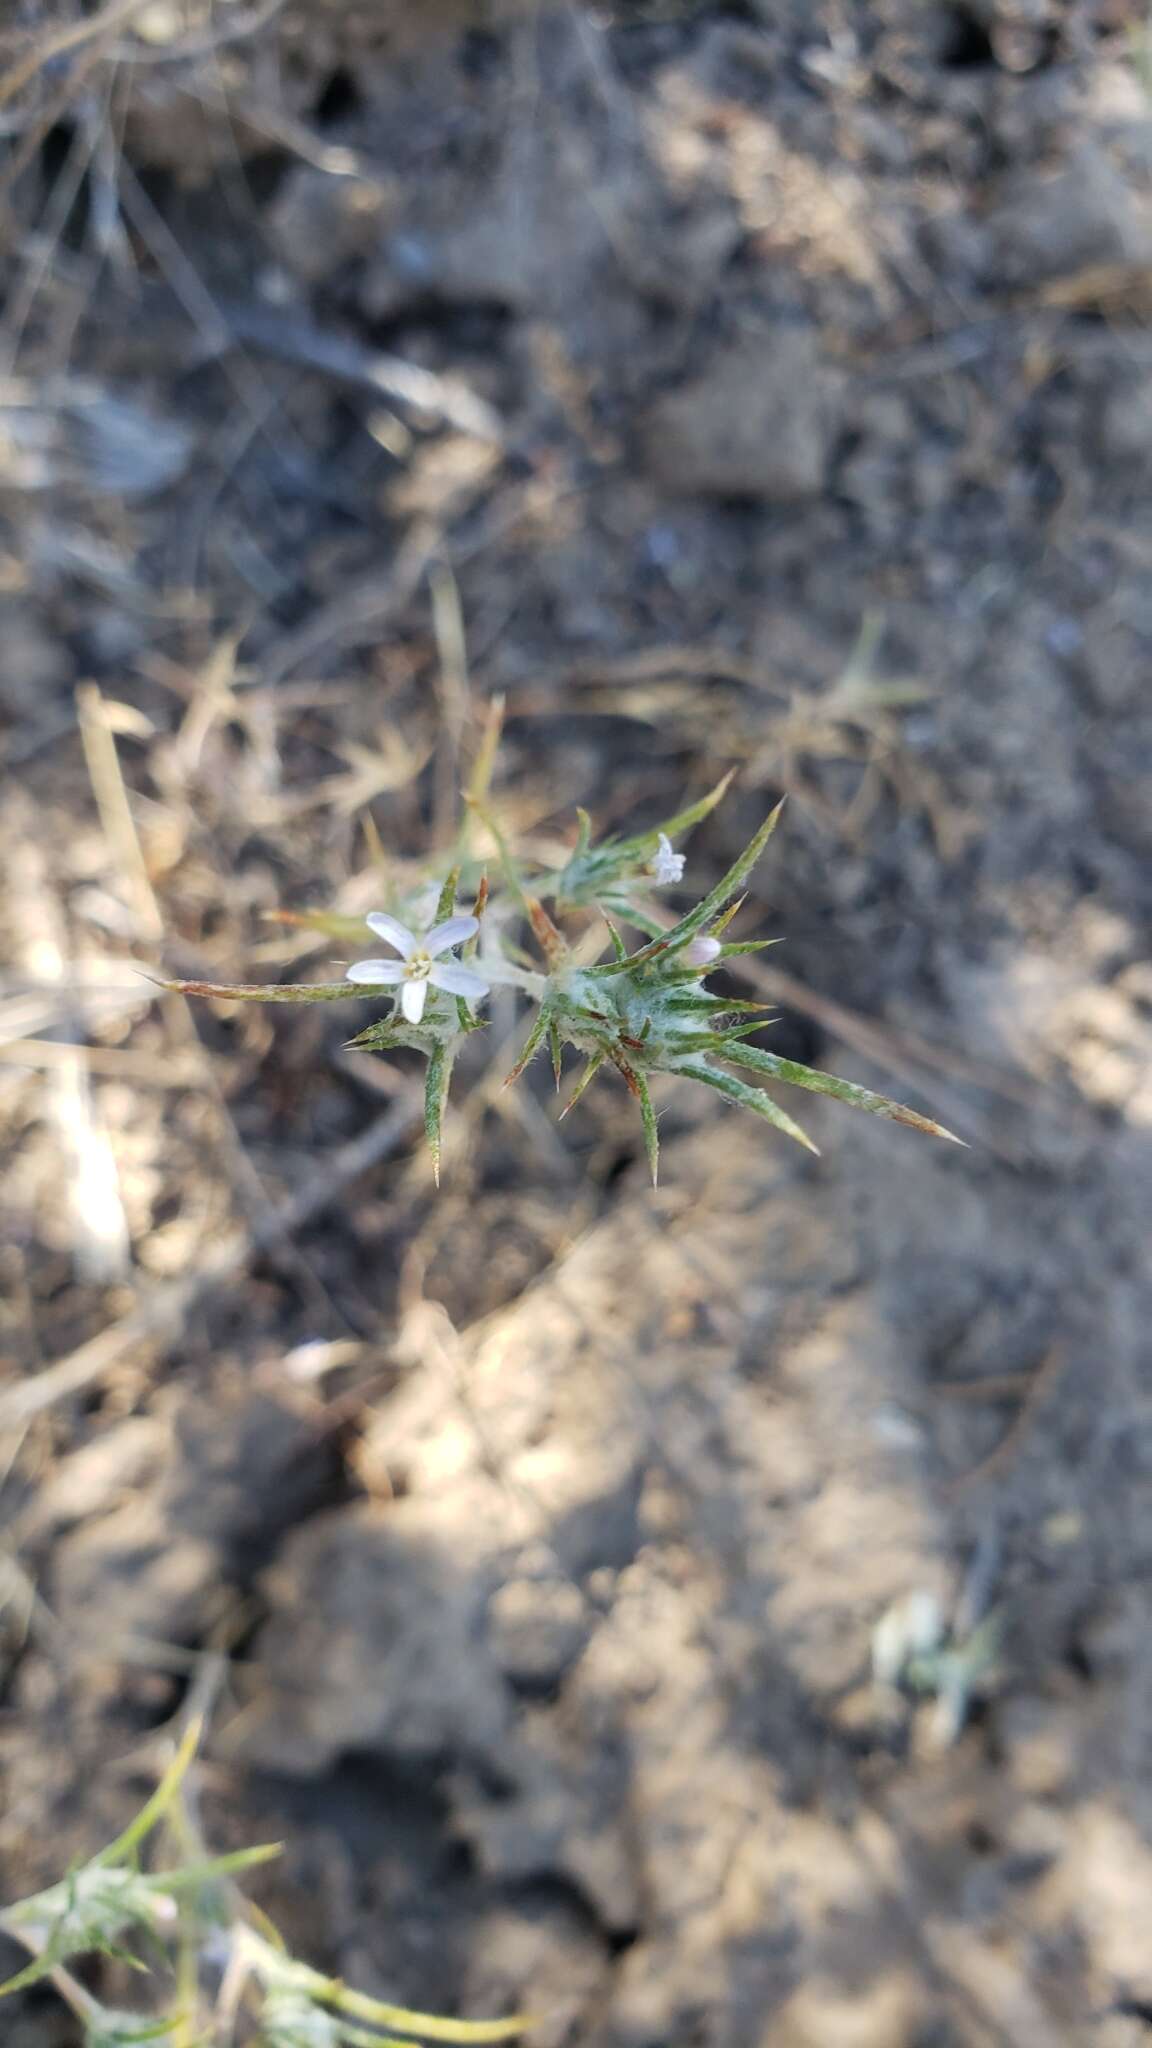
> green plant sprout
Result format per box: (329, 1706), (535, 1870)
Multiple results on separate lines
(872, 1589), (1002, 1751)
(160, 741), (962, 1182)
(0, 1723), (528, 2046)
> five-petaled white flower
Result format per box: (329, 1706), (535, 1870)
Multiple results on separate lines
(649, 833), (685, 886)
(346, 912), (488, 1024)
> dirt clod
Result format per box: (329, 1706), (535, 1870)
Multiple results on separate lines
(643, 332), (846, 501)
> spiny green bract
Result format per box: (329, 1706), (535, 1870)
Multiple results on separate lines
(508, 800), (962, 1182)
(159, 789), (962, 1182)
(549, 771), (732, 935)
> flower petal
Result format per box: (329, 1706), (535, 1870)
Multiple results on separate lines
(400, 978), (428, 1024)
(424, 915), (479, 957)
(429, 962), (489, 1002)
(345, 959), (406, 984)
(652, 833), (685, 885)
(365, 912), (416, 958)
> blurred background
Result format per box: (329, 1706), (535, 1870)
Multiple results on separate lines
(2, 1), (1152, 2042)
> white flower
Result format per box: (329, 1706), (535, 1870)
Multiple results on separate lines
(683, 934), (721, 968)
(346, 912), (488, 1024)
(649, 833), (685, 886)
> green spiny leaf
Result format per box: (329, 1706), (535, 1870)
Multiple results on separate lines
(646, 767), (734, 846)
(610, 769), (734, 859)
(434, 867), (462, 923)
(97, 1721), (201, 1865)
(635, 1071), (659, 1186)
(661, 999), (725, 1022)
(548, 1016), (564, 1090)
(678, 1058), (819, 1155)
(710, 894), (746, 937)
(646, 796), (785, 953)
(557, 1051), (606, 1120)
(160, 1845), (282, 1889)
(504, 1005), (550, 1087)
(671, 1022), (773, 1053)
(720, 1043), (964, 1143)
(424, 1042), (455, 1185)
(710, 1016), (781, 1044)
(156, 979), (359, 1005)
(553, 774), (733, 912)
(594, 800), (786, 974)
(344, 1018), (405, 1053)
(93, 1942), (149, 1975)
(601, 912), (628, 963)
(601, 901), (666, 940)
(665, 993), (772, 1017)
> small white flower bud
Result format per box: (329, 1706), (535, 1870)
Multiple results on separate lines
(683, 935), (721, 968)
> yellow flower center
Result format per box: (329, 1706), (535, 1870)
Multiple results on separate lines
(406, 951), (433, 981)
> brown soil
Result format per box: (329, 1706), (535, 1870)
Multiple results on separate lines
(2, 3), (1152, 2043)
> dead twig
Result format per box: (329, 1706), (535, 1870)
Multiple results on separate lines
(945, 1347), (1068, 1497)
(217, 299), (505, 445)
(76, 683), (165, 946)
(0, 0), (154, 109)
(429, 556), (472, 844)
(107, 0), (288, 66)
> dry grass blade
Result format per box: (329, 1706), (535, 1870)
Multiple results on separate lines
(76, 684), (164, 947)
(430, 557), (471, 841)
(5, 831), (133, 1287)
(220, 299), (505, 443)
(946, 1347), (1069, 1497)
(0, 0), (156, 109)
